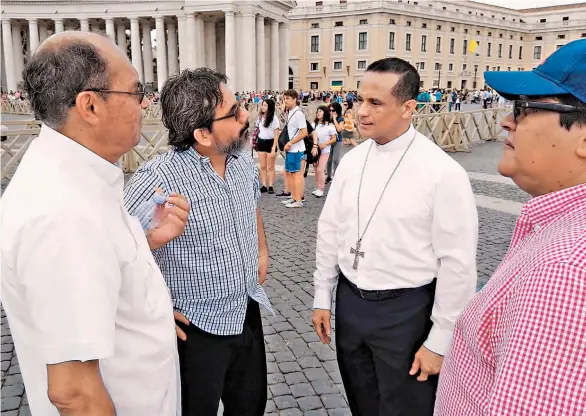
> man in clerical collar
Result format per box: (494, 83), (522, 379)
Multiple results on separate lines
(312, 57), (478, 415)
(435, 39), (586, 416)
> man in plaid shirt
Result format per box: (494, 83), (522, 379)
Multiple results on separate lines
(435, 39), (586, 415)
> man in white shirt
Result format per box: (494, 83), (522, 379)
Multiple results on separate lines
(1, 32), (189, 415)
(282, 89), (308, 208)
(312, 57), (478, 415)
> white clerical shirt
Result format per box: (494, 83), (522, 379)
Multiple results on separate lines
(314, 125), (478, 355)
(0, 125), (180, 415)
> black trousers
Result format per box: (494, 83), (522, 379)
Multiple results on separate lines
(335, 276), (438, 416)
(176, 300), (267, 416)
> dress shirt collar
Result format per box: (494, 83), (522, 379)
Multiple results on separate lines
(372, 125), (416, 153)
(184, 146), (240, 166)
(39, 124), (123, 193)
(521, 183), (586, 227)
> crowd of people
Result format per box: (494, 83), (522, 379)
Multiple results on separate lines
(1, 30), (586, 416)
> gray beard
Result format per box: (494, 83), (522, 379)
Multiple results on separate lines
(216, 122), (250, 155)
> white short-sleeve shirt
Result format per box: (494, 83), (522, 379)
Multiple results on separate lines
(0, 126), (180, 416)
(257, 115), (280, 140)
(286, 106), (307, 153)
(314, 123), (337, 154)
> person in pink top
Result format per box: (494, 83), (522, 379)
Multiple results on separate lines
(435, 39), (586, 416)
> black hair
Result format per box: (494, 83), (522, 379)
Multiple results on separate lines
(330, 102), (343, 119)
(262, 98), (276, 128)
(315, 105), (332, 125)
(557, 95), (586, 131)
(160, 68), (228, 151)
(366, 57), (420, 103)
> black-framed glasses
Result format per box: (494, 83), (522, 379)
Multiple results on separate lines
(513, 100), (584, 123)
(77, 83), (146, 105)
(212, 104), (240, 123)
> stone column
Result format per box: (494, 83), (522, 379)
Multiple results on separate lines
(2, 19), (17, 92)
(11, 23), (24, 85)
(39, 22), (48, 43)
(255, 15), (265, 92)
(167, 21), (179, 75)
(177, 15), (187, 71)
(105, 18), (115, 41)
(80, 18), (90, 32)
(204, 20), (216, 69)
(155, 17), (167, 92)
(28, 19), (39, 55)
(116, 21), (127, 51)
(142, 20), (154, 84)
(280, 23), (290, 91)
(54, 18), (64, 33)
(270, 20), (279, 91)
(130, 18), (143, 82)
(241, 11), (256, 92)
(194, 14), (204, 68)
(186, 13), (195, 69)
(224, 11), (236, 88)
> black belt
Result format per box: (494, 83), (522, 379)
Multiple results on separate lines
(339, 272), (434, 301)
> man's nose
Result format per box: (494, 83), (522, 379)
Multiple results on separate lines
(500, 111), (515, 133)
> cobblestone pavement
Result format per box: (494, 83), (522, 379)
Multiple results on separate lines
(1, 141), (521, 415)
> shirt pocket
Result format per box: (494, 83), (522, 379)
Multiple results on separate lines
(123, 216), (173, 320)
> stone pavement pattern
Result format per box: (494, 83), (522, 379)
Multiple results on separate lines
(1, 140), (521, 415)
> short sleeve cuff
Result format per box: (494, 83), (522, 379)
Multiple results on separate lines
(41, 338), (114, 365)
(313, 288), (334, 310)
(423, 326), (453, 356)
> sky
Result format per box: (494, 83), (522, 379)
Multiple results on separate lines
(474, 0), (585, 9)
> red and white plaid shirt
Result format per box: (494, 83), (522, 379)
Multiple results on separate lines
(435, 183), (586, 416)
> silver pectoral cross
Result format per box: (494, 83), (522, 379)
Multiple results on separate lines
(350, 240), (365, 270)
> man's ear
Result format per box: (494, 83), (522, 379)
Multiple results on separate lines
(74, 91), (101, 125)
(194, 128), (212, 148)
(403, 99), (417, 119)
(574, 128), (586, 159)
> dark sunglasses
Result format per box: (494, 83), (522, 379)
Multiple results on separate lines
(212, 104), (240, 123)
(513, 100), (584, 123)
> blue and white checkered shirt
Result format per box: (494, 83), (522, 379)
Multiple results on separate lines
(123, 147), (273, 336)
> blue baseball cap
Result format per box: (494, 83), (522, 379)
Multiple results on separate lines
(484, 38), (586, 104)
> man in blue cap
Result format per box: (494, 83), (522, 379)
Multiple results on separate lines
(434, 39), (586, 416)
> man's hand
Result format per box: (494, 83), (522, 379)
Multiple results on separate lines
(312, 309), (332, 344)
(147, 193), (190, 250)
(409, 345), (444, 382)
(174, 311), (189, 341)
(258, 253), (269, 285)
(284, 142), (292, 151)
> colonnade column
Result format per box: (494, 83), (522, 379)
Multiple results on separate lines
(280, 23), (290, 91)
(255, 15), (265, 92)
(116, 21), (127, 51)
(224, 11), (236, 88)
(105, 18), (116, 41)
(80, 18), (90, 32)
(177, 15), (187, 71)
(11, 23), (24, 85)
(155, 17), (168, 92)
(2, 19), (17, 92)
(167, 21), (179, 76)
(270, 20), (279, 92)
(54, 18), (64, 33)
(185, 13), (195, 69)
(28, 19), (39, 55)
(142, 20), (154, 84)
(204, 20), (216, 69)
(241, 11), (256, 92)
(194, 14), (204, 67)
(130, 18), (143, 82)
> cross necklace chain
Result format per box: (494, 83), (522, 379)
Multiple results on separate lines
(351, 130), (417, 270)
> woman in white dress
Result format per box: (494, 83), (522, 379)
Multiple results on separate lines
(311, 105), (338, 197)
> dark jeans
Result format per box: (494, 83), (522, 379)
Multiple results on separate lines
(326, 142), (342, 178)
(335, 275), (438, 416)
(177, 301), (267, 416)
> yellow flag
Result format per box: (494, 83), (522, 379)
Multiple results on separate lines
(468, 39), (479, 55)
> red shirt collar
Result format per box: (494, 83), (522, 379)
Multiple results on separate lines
(521, 183), (586, 226)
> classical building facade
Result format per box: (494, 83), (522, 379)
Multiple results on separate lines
(289, 0), (586, 91)
(0, 0), (295, 93)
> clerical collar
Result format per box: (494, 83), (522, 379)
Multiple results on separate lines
(373, 125), (416, 153)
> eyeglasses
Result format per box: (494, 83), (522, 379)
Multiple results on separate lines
(212, 104), (240, 123)
(74, 83), (146, 105)
(513, 100), (585, 124)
